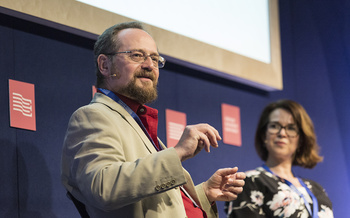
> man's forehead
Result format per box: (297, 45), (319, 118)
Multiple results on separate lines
(118, 28), (153, 42)
(118, 28), (158, 52)
(119, 28), (147, 35)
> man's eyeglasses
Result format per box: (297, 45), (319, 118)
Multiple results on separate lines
(105, 50), (166, 68)
(267, 122), (299, 137)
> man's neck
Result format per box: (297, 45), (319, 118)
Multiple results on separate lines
(114, 92), (142, 114)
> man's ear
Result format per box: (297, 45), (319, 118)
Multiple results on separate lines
(97, 54), (111, 76)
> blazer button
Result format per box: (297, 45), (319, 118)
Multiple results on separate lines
(171, 179), (176, 185)
(161, 183), (166, 189)
(155, 185), (161, 191)
(166, 181), (171, 187)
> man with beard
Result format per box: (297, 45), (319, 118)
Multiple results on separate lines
(61, 21), (245, 218)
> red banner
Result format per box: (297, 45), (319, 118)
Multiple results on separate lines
(9, 79), (36, 131)
(92, 85), (97, 98)
(221, 103), (241, 146)
(166, 109), (186, 148)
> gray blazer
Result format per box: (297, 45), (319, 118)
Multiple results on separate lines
(61, 93), (218, 218)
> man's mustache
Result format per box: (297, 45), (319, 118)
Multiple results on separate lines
(135, 71), (155, 81)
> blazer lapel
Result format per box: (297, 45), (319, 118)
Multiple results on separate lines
(182, 168), (202, 208)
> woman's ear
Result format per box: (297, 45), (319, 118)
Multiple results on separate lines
(97, 54), (111, 76)
(263, 135), (267, 145)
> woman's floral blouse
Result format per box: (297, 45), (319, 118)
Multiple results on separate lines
(225, 167), (333, 218)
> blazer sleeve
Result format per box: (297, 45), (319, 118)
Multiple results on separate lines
(61, 104), (187, 211)
(195, 183), (218, 218)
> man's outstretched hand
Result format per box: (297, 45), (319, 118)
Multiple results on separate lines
(202, 167), (246, 203)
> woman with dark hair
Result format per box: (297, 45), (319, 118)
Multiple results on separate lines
(225, 99), (333, 218)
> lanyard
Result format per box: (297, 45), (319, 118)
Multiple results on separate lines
(98, 88), (161, 151)
(262, 165), (318, 218)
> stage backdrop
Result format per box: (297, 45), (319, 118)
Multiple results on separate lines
(0, 0), (349, 217)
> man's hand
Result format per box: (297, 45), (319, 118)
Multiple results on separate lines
(174, 124), (222, 162)
(202, 167), (246, 203)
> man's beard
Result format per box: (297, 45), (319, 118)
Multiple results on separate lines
(118, 72), (158, 105)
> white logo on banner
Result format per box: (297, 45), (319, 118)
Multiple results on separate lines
(224, 117), (239, 133)
(168, 122), (185, 140)
(12, 92), (33, 117)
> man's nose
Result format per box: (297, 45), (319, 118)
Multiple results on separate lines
(141, 56), (156, 69)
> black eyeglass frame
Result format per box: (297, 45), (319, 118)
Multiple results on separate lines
(266, 122), (299, 138)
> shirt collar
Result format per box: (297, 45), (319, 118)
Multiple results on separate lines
(114, 93), (140, 114)
(113, 92), (158, 116)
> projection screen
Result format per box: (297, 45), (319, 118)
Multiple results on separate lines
(0, 0), (282, 90)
